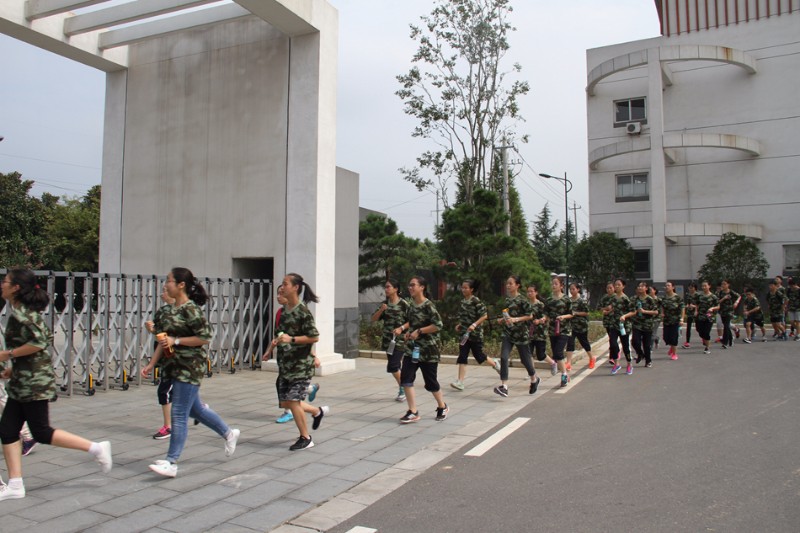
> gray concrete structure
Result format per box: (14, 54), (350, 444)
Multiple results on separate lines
(0, 0), (355, 372)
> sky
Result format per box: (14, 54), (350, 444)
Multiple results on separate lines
(0, 0), (661, 240)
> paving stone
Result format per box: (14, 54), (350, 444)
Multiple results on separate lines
(159, 501), (249, 533)
(83, 505), (185, 533)
(228, 498), (310, 531)
(221, 479), (298, 508)
(286, 476), (357, 504)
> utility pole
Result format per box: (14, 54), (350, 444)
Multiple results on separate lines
(497, 140), (512, 236)
(571, 201), (582, 239)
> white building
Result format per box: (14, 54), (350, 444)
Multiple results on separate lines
(586, 0), (800, 285)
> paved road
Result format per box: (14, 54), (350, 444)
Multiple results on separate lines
(329, 339), (800, 533)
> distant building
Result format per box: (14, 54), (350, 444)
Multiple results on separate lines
(586, 0), (800, 285)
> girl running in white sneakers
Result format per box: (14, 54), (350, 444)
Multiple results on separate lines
(372, 279), (411, 401)
(451, 279), (500, 391)
(0, 269), (112, 501)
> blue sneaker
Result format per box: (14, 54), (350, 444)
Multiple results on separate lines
(308, 383), (320, 403)
(611, 363), (621, 375)
(276, 411), (294, 424)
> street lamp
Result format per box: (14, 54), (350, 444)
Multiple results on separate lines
(539, 172), (573, 286)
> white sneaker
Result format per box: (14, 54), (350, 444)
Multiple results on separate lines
(95, 441), (113, 473)
(225, 429), (240, 457)
(0, 481), (25, 501)
(149, 459), (177, 478)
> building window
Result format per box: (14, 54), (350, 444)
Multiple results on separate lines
(633, 249), (650, 279)
(616, 173), (649, 202)
(785, 245), (800, 274)
(614, 97), (646, 126)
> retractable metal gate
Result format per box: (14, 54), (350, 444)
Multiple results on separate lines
(0, 271), (272, 397)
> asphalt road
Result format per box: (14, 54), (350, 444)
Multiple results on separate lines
(330, 339), (800, 533)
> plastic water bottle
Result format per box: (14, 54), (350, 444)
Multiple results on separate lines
(636, 300), (643, 315)
(619, 321), (626, 336)
(386, 335), (396, 356)
(503, 308), (511, 321)
(459, 331), (470, 346)
(411, 343), (420, 362)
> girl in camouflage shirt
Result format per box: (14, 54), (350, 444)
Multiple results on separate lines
(492, 276), (540, 398)
(545, 276), (574, 387)
(371, 279), (411, 402)
(608, 279), (633, 374)
(567, 283), (595, 370)
(660, 282), (685, 360)
(528, 283), (558, 376)
(623, 282), (659, 368)
(695, 280), (721, 355)
(394, 276), (448, 423)
(0, 269), (112, 501)
(450, 279), (500, 391)
(143, 267), (241, 476)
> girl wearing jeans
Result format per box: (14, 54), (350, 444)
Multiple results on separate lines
(143, 267), (240, 477)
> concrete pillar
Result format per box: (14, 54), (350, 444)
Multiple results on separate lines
(648, 48), (668, 284)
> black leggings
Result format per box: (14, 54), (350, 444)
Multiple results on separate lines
(685, 317), (694, 343)
(0, 398), (54, 445)
(607, 327), (631, 362)
(631, 328), (652, 364)
(721, 315), (733, 347)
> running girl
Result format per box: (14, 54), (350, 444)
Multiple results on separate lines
(492, 276), (540, 397)
(545, 277), (574, 387)
(694, 280), (720, 355)
(451, 279), (500, 391)
(682, 282), (698, 349)
(609, 279), (633, 375)
(371, 279), (410, 401)
(660, 282), (684, 360)
(567, 283), (594, 369)
(624, 282), (659, 369)
(527, 284), (557, 376)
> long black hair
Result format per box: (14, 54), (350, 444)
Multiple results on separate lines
(5, 268), (50, 312)
(287, 273), (319, 304)
(171, 267), (208, 306)
(410, 275), (430, 299)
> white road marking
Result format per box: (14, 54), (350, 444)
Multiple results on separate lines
(464, 417), (530, 457)
(554, 357), (608, 394)
(346, 527), (377, 533)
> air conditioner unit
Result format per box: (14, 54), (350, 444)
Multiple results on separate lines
(626, 122), (642, 135)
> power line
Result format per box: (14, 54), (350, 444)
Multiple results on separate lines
(0, 152), (101, 170)
(378, 191), (435, 212)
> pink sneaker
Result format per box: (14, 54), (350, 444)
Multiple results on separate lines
(670, 352), (678, 360)
(682, 342), (690, 349)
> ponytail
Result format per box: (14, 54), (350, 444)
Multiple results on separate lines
(287, 273), (320, 304)
(6, 268), (50, 312)
(171, 267), (208, 306)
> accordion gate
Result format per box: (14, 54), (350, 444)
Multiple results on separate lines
(0, 271), (273, 397)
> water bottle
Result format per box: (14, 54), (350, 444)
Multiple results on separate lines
(386, 335), (396, 356)
(555, 319), (561, 336)
(459, 331), (470, 346)
(411, 342), (420, 362)
(619, 321), (626, 336)
(502, 308), (511, 321)
(636, 300), (643, 315)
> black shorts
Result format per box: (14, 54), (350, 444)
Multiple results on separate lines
(157, 378), (173, 405)
(567, 332), (591, 352)
(457, 339), (488, 365)
(696, 319), (713, 341)
(400, 356), (440, 393)
(744, 316), (764, 328)
(549, 335), (568, 361)
(662, 323), (679, 346)
(529, 340), (547, 361)
(386, 345), (404, 373)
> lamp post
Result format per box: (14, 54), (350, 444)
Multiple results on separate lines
(539, 172), (573, 286)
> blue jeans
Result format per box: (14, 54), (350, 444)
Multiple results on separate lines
(167, 380), (229, 463)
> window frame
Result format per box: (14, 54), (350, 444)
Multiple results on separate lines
(613, 97), (647, 127)
(633, 249), (651, 279)
(615, 172), (649, 203)
(784, 244), (800, 275)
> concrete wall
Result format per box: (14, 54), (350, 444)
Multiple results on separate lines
(587, 13), (800, 281)
(335, 167), (359, 358)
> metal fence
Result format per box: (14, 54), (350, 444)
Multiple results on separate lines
(0, 271), (272, 397)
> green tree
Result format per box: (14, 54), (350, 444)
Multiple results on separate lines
(530, 204), (564, 274)
(0, 171), (54, 269)
(358, 214), (431, 292)
(569, 232), (634, 305)
(41, 185), (101, 272)
(437, 188), (547, 298)
(697, 232), (769, 291)
(396, 0), (530, 207)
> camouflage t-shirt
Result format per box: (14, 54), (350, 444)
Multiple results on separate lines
(787, 287), (800, 312)
(695, 292), (719, 322)
(598, 294), (617, 330)
(651, 296), (662, 327)
(378, 299), (410, 352)
(631, 295), (658, 331)
(544, 295), (573, 337)
(743, 296), (763, 321)
(4, 305), (56, 402)
(684, 292), (698, 319)
(276, 303), (320, 382)
(660, 294), (684, 326)
(404, 299), (444, 363)
(501, 294), (533, 345)
(158, 300), (213, 386)
(716, 290), (740, 318)
(766, 291), (787, 320)
(528, 300), (547, 342)
(611, 294), (633, 330)
(458, 296), (488, 342)
(570, 297), (589, 334)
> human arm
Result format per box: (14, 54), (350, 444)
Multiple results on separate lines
(371, 303), (388, 323)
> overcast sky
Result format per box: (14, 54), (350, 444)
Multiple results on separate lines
(0, 0), (661, 240)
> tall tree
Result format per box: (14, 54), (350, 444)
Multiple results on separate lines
(698, 232), (769, 291)
(358, 214), (431, 292)
(0, 172), (54, 269)
(396, 0), (530, 207)
(569, 232), (635, 305)
(41, 185), (101, 272)
(530, 204), (563, 274)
